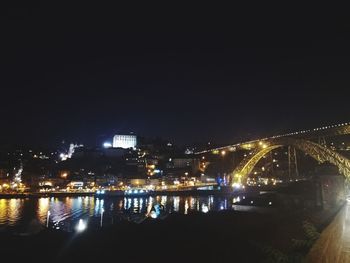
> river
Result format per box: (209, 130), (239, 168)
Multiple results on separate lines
(0, 194), (274, 232)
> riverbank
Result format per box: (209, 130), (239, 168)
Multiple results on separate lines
(0, 192), (94, 199)
(0, 188), (256, 199)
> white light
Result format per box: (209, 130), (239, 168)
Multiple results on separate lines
(75, 219), (87, 232)
(113, 134), (137, 149)
(103, 142), (112, 148)
(46, 211), (50, 227)
(201, 204), (209, 213)
(150, 211), (157, 218)
(232, 183), (241, 189)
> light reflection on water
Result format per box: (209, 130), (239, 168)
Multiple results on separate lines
(0, 199), (24, 226)
(0, 195), (269, 232)
(37, 198), (49, 224)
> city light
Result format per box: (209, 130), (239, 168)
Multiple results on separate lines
(103, 142), (112, 148)
(113, 134), (137, 149)
(59, 153), (68, 161)
(232, 183), (242, 189)
(3, 9), (350, 261)
(233, 197), (241, 203)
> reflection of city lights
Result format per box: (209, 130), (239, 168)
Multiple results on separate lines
(0, 199), (6, 222)
(184, 200), (189, 215)
(201, 204), (209, 213)
(8, 199), (22, 226)
(75, 219), (87, 232)
(38, 198), (50, 224)
(150, 211), (157, 219)
(173, 196), (180, 212)
(46, 211), (51, 227)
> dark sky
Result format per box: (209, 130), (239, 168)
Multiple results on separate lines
(1, 4), (350, 147)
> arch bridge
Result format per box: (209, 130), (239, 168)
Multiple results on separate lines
(196, 122), (350, 155)
(232, 137), (350, 183)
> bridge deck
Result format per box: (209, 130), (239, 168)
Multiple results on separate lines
(307, 203), (350, 263)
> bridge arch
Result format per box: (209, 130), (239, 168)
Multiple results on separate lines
(232, 138), (350, 183)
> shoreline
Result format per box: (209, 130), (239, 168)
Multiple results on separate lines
(0, 188), (263, 199)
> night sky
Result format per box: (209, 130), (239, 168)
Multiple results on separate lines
(1, 5), (349, 147)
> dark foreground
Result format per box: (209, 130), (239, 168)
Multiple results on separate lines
(307, 203), (350, 262)
(0, 204), (341, 263)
